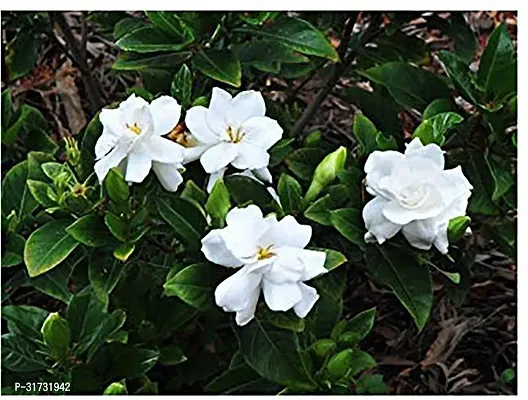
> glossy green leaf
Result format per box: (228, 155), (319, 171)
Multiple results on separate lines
(6, 30), (42, 80)
(1, 161), (37, 221)
(234, 317), (317, 390)
(1, 333), (48, 373)
(192, 49), (241, 87)
(365, 245), (432, 331)
(355, 374), (389, 394)
(311, 248), (347, 272)
(113, 242), (135, 262)
(277, 173), (303, 214)
(2, 232), (25, 267)
(181, 180), (207, 207)
(224, 175), (282, 214)
(171, 63), (193, 108)
(2, 305), (49, 339)
(105, 168), (130, 203)
(163, 263), (226, 310)
(205, 178), (231, 228)
(66, 214), (109, 247)
(103, 382), (128, 395)
(353, 113), (378, 156)
(105, 213), (127, 242)
(159, 344), (187, 366)
(330, 208), (364, 247)
(156, 197), (207, 249)
(89, 248), (128, 305)
(423, 98), (455, 119)
(107, 342), (159, 378)
(412, 111), (464, 146)
(285, 148), (327, 182)
(338, 307), (376, 345)
(116, 26), (191, 53)
(24, 220), (79, 278)
(113, 51), (192, 71)
(326, 349), (376, 381)
(113, 16), (147, 40)
(437, 50), (478, 104)
(360, 61), (450, 111)
(235, 17), (338, 61)
(146, 11), (195, 42)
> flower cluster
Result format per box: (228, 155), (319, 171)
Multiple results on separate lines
(94, 90), (473, 326)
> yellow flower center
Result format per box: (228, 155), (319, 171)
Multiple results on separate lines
(227, 126), (245, 143)
(257, 245), (274, 260)
(126, 123), (142, 135)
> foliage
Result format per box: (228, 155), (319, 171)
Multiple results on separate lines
(1, 11), (516, 395)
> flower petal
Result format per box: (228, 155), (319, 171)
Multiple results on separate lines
(183, 145), (209, 164)
(152, 162), (184, 192)
(382, 184), (445, 225)
(401, 217), (439, 251)
(259, 215), (311, 249)
(240, 116), (283, 150)
(227, 90), (266, 129)
(433, 222), (449, 254)
(405, 138), (445, 170)
(149, 96), (181, 135)
(293, 283), (319, 318)
(94, 145), (129, 183)
(364, 150), (404, 198)
(298, 249), (327, 281)
(185, 106), (219, 144)
(94, 130), (119, 159)
(200, 142), (238, 173)
(125, 145), (152, 183)
(206, 167), (227, 193)
(262, 279), (302, 312)
(253, 167), (272, 183)
(231, 143), (270, 170)
(222, 205), (267, 262)
(437, 166), (473, 206)
(207, 87), (232, 134)
(146, 135), (184, 164)
(362, 196), (402, 244)
(235, 284), (260, 326)
(215, 265), (262, 312)
(201, 229), (244, 268)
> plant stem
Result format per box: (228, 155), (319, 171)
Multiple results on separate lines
(50, 12), (105, 114)
(289, 13), (383, 138)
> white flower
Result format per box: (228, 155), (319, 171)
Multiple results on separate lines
(185, 87), (283, 192)
(201, 205), (327, 326)
(94, 94), (185, 192)
(362, 138), (473, 254)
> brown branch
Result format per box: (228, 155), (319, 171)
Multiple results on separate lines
(50, 12), (105, 114)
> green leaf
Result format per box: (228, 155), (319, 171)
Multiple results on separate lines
(339, 307), (376, 346)
(27, 180), (55, 208)
(192, 49), (242, 87)
(146, 11), (195, 42)
(476, 24), (516, 102)
(103, 382), (128, 395)
(1, 160), (38, 221)
(159, 344), (187, 366)
(326, 349), (376, 381)
(156, 197), (207, 249)
(232, 41), (309, 65)
(412, 112), (464, 146)
(66, 288), (127, 362)
(24, 220), (79, 278)
(485, 153), (514, 201)
(181, 180), (207, 206)
(285, 148), (327, 181)
(257, 306), (305, 333)
(1, 333), (48, 372)
(89, 248), (128, 305)
(448, 216), (471, 244)
(41, 312), (71, 359)
(352, 113), (378, 156)
(330, 208), (364, 247)
(105, 168), (130, 203)
(466, 152), (499, 215)
(163, 263), (226, 310)
(423, 98), (455, 119)
(29, 251), (80, 303)
(314, 248), (347, 272)
(360, 61), (450, 111)
(500, 368), (516, 385)
(339, 86), (402, 137)
(1, 89), (14, 132)
(437, 50), (478, 104)
(2, 305), (49, 339)
(234, 317), (317, 390)
(66, 214), (109, 247)
(223, 175), (282, 214)
(311, 339), (336, 358)
(375, 133), (397, 150)
(277, 173), (303, 214)
(107, 342), (159, 378)
(105, 213), (127, 242)
(2, 232), (25, 267)
(303, 195), (338, 226)
(366, 245), (432, 330)
(235, 17), (338, 61)
(113, 242), (135, 262)
(112, 15), (146, 38)
(171, 64), (193, 108)
(304, 147), (347, 202)
(116, 26), (191, 53)
(355, 373), (389, 394)
(6, 30), (42, 80)
(113, 51), (192, 71)
(3, 104), (47, 146)
(205, 178), (231, 228)
(205, 362), (264, 394)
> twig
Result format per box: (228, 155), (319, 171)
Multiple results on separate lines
(50, 12), (105, 113)
(289, 13), (382, 138)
